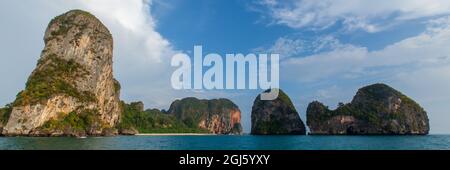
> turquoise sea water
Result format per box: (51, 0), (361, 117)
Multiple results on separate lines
(0, 135), (449, 150)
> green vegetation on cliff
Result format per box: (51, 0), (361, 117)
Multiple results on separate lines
(118, 101), (209, 133)
(306, 83), (430, 135)
(166, 97), (243, 134)
(39, 109), (106, 133)
(310, 84), (422, 126)
(253, 120), (288, 134)
(13, 54), (95, 107)
(168, 97), (238, 128)
(47, 10), (99, 39)
(113, 79), (121, 93)
(275, 89), (296, 111)
(308, 103), (384, 126)
(0, 104), (13, 125)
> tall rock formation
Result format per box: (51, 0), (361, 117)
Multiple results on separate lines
(307, 83), (429, 135)
(2, 10), (121, 136)
(251, 89), (306, 135)
(167, 97), (242, 134)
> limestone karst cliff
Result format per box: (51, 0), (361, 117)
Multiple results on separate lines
(167, 97), (243, 134)
(2, 10), (121, 136)
(251, 89), (306, 135)
(306, 83), (430, 135)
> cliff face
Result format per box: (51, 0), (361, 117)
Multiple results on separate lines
(251, 89), (306, 135)
(167, 98), (243, 134)
(307, 83), (429, 135)
(2, 10), (121, 136)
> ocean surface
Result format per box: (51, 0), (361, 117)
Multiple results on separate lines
(1, 135), (449, 150)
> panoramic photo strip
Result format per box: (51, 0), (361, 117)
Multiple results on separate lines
(1, 0), (450, 169)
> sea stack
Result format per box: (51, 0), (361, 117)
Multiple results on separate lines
(2, 10), (121, 136)
(251, 89), (306, 135)
(307, 83), (430, 135)
(167, 97), (243, 134)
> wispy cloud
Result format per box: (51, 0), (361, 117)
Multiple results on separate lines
(255, 0), (450, 32)
(254, 35), (347, 60)
(280, 16), (450, 82)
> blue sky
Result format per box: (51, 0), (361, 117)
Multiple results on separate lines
(153, 0), (292, 54)
(1, 0), (450, 133)
(153, 0), (427, 53)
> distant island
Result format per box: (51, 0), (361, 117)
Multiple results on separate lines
(306, 84), (429, 135)
(0, 10), (430, 137)
(119, 98), (242, 135)
(250, 84), (429, 135)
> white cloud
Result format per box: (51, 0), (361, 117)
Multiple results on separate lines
(258, 0), (450, 32)
(254, 37), (306, 60)
(256, 35), (347, 60)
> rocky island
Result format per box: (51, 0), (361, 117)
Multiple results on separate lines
(306, 83), (430, 135)
(2, 10), (121, 137)
(251, 89), (306, 135)
(117, 101), (203, 135)
(118, 99), (242, 135)
(167, 97), (242, 134)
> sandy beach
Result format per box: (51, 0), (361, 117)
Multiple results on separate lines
(135, 133), (215, 136)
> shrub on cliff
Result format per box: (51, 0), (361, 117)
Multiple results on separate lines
(0, 104), (13, 125)
(38, 109), (106, 136)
